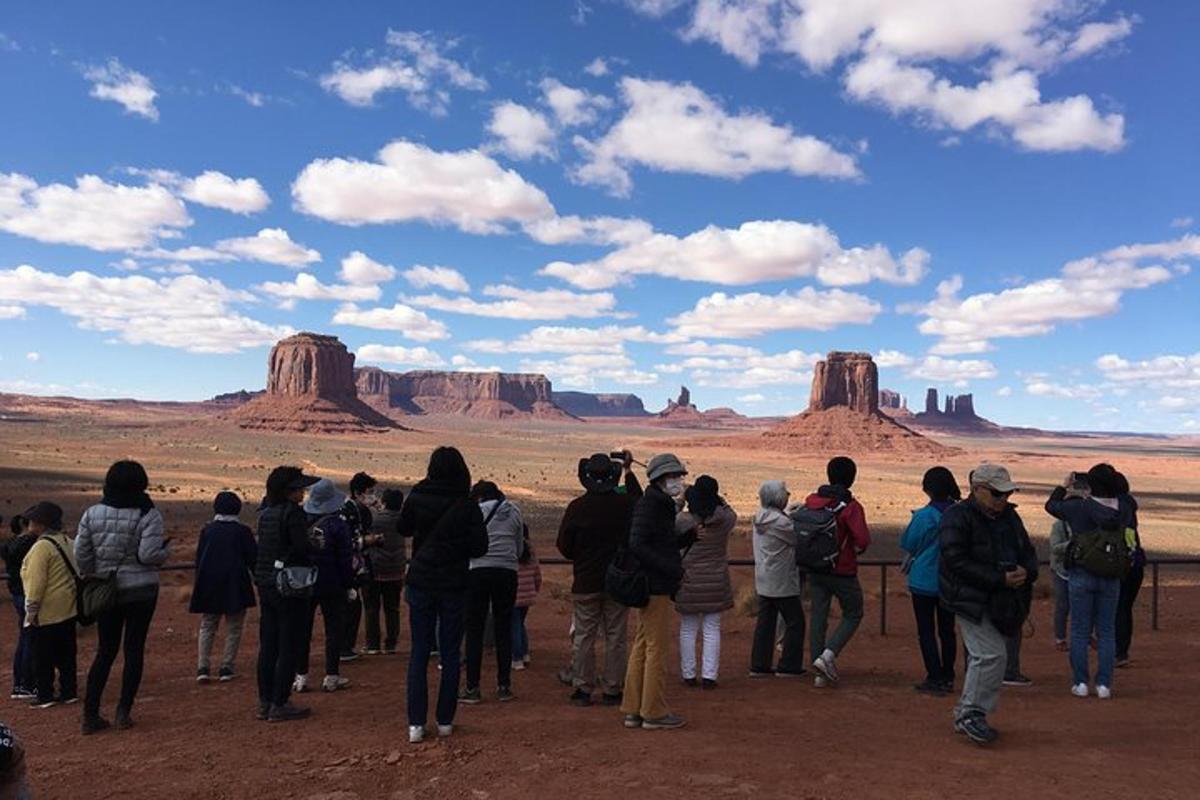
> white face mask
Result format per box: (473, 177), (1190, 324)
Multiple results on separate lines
(663, 477), (686, 498)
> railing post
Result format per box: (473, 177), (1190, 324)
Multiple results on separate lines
(880, 564), (888, 636)
(1152, 562), (1160, 632)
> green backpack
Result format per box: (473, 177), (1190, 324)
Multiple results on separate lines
(1070, 524), (1132, 580)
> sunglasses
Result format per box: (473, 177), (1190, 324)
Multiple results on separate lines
(986, 487), (1014, 499)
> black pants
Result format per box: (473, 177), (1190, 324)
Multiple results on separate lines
(299, 592), (345, 677)
(1116, 562), (1144, 660)
(751, 595), (805, 673)
(364, 580), (402, 651)
(85, 592), (157, 717)
(911, 593), (956, 684)
(31, 619), (77, 702)
(343, 592), (362, 655)
(465, 568), (517, 690)
(256, 585), (308, 707)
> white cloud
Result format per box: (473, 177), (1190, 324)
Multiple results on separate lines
(25, 351), (39, 362)
(319, 29), (487, 113)
(0, 265), (291, 353)
(339, 251), (397, 285)
(466, 324), (678, 355)
(583, 57), (610, 77)
(450, 354), (502, 373)
(738, 393), (766, 403)
(573, 77), (860, 195)
(402, 265), (470, 293)
(212, 228), (320, 267)
(907, 355), (998, 384)
(1024, 376), (1104, 400)
(0, 305), (26, 319)
(230, 85), (265, 107)
(669, 288), (881, 338)
(179, 171), (270, 214)
(682, 0), (776, 66)
(1096, 353), (1200, 390)
(292, 139), (554, 234)
(665, 340), (759, 357)
(256, 274), (380, 304)
(541, 219), (927, 289)
(407, 285), (620, 320)
(522, 215), (654, 246)
(487, 102), (556, 160)
(875, 349), (914, 368)
(1170, 217), (1195, 230)
(996, 385), (1013, 397)
(83, 58), (158, 120)
(540, 78), (612, 127)
(1102, 234), (1200, 263)
(331, 303), (449, 341)
(357, 344), (446, 368)
(0, 172), (189, 251)
(1064, 16), (1136, 61)
(519, 353), (658, 389)
(673, 348), (823, 388)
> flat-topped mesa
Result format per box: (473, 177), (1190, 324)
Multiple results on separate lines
(808, 352), (878, 415)
(879, 389), (904, 410)
(267, 332), (357, 400)
(953, 393), (976, 418)
(354, 367), (573, 419)
(553, 391), (649, 417)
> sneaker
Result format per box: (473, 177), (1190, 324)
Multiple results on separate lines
(748, 669), (775, 678)
(642, 713), (687, 731)
(556, 669), (574, 686)
(914, 680), (946, 695)
(364, 648), (381, 656)
(937, 680), (955, 694)
(599, 692), (623, 707)
(267, 702), (311, 722)
(408, 725), (425, 743)
(458, 686), (482, 705)
(196, 667), (212, 683)
(623, 714), (644, 729)
(522, 655), (531, 665)
(10, 687), (35, 700)
(682, 677), (699, 687)
(29, 697), (57, 709)
(496, 686), (515, 703)
(1071, 682), (1090, 697)
(511, 661), (526, 672)
(81, 716), (111, 736)
(218, 667), (236, 682)
(814, 676), (828, 688)
(954, 714), (997, 745)
(339, 650), (361, 663)
(114, 708), (134, 730)
(1096, 685), (1112, 700)
(813, 655), (839, 684)
(1002, 674), (1033, 687)
(292, 674), (309, 694)
(256, 701), (270, 721)
(701, 679), (718, 690)
(437, 723), (453, 738)
(569, 689), (593, 707)
(322, 675), (351, 692)
(55, 695), (79, 705)
(775, 669), (806, 679)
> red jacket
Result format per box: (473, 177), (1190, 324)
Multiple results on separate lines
(804, 489), (871, 576)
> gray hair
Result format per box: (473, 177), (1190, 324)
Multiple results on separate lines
(759, 480), (790, 510)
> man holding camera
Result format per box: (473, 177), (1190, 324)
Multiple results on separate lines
(556, 450), (642, 706)
(938, 464), (1038, 746)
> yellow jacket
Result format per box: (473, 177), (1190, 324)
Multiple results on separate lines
(21, 532), (78, 626)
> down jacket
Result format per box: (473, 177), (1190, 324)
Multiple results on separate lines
(401, 479), (488, 592)
(938, 497), (1038, 624)
(75, 504), (169, 598)
(674, 504), (735, 615)
(628, 484), (697, 597)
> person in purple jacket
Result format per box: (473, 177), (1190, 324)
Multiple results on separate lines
(293, 479), (355, 694)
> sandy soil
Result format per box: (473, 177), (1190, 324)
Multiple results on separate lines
(2, 403), (1199, 798)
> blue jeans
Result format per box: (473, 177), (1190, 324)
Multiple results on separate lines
(406, 585), (465, 728)
(11, 594), (34, 691)
(511, 606), (530, 662)
(1068, 568), (1120, 687)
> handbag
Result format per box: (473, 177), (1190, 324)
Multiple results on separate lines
(45, 537), (111, 627)
(605, 546), (649, 608)
(274, 510), (318, 599)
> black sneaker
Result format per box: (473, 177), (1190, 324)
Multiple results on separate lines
(1002, 674), (1033, 687)
(748, 669), (775, 678)
(267, 702), (311, 722)
(599, 692), (622, 707)
(55, 694), (79, 705)
(339, 650), (361, 663)
(196, 667), (211, 683)
(10, 687), (35, 700)
(114, 708), (135, 730)
(914, 680), (947, 695)
(642, 713), (687, 731)
(569, 689), (593, 707)
(497, 686), (515, 703)
(458, 686), (482, 705)
(701, 679), (718, 690)
(622, 714), (643, 729)
(954, 714), (998, 745)
(255, 701), (270, 721)
(81, 716), (111, 736)
(29, 697), (57, 709)
(218, 667), (236, 682)
(682, 677), (699, 687)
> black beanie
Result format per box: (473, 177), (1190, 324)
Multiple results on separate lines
(214, 491), (243, 516)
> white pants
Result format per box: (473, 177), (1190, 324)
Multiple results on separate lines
(678, 612), (722, 681)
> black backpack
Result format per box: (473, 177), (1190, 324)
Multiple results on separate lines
(791, 502), (846, 573)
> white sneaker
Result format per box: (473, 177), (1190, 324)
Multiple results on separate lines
(322, 675), (351, 692)
(1071, 683), (1089, 697)
(408, 725), (425, 743)
(813, 654), (839, 684)
(437, 723), (453, 738)
(1096, 685), (1112, 700)
(511, 661), (526, 671)
(814, 676), (828, 688)
(292, 674), (309, 694)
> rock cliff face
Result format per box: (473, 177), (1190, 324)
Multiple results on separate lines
(809, 352), (878, 415)
(355, 367), (574, 420)
(553, 391), (649, 417)
(232, 333), (399, 433)
(879, 389), (904, 410)
(925, 388), (938, 415)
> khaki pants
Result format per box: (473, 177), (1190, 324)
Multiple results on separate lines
(621, 595), (672, 720)
(570, 592), (629, 695)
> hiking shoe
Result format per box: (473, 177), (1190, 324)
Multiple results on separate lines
(267, 702), (311, 722)
(497, 686), (515, 703)
(1071, 683), (1090, 697)
(623, 714), (644, 729)
(748, 669), (775, 678)
(114, 708), (134, 730)
(218, 667), (236, 682)
(642, 714), (687, 731)
(1002, 674), (1033, 687)
(81, 716), (111, 736)
(682, 677), (699, 687)
(954, 715), (997, 745)
(339, 650), (361, 663)
(569, 689), (593, 707)
(29, 697), (57, 709)
(196, 667), (212, 683)
(1097, 685), (1112, 700)
(292, 674), (309, 694)
(322, 675), (351, 692)
(914, 680), (947, 696)
(701, 679), (718, 690)
(458, 686), (482, 705)
(408, 725), (425, 743)
(813, 655), (839, 684)
(775, 669), (806, 679)
(10, 687), (35, 700)
(599, 692), (622, 707)
(255, 701), (270, 721)
(437, 723), (453, 738)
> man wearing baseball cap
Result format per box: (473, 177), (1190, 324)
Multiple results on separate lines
(938, 464), (1038, 746)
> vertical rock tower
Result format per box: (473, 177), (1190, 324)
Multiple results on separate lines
(808, 352), (879, 415)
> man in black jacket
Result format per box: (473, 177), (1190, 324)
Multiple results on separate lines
(939, 464), (1038, 746)
(620, 453), (696, 732)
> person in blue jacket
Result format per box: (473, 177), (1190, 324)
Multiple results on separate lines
(901, 466), (962, 695)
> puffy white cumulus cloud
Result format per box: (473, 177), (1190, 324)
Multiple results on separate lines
(664, 341), (760, 357)
(541, 219), (927, 289)
(402, 265), (470, 293)
(906, 355), (998, 385)
(1024, 376), (1104, 400)
(522, 215), (654, 247)
(669, 288), (881, 338)
(357, 344), (446, 368)
(487, 102), (556, 160)
(519, 353), (658, 390)
(0, 173), (189, 251)
(466, 325), (681, 355)
(319, 29), (487, 113)
(875, 349), (914, 368)
(1096, 353), (1200, 392)
(1102, 234), (1200, 263)
(179, 171), (270, 214)
(0, 264), (291, 353)
(0, 305), (26, 319)
(83, 58), (158, 120)
(450, 354), (502, 373)
(682, 0), (777, 67)
(212, 228), (320, 267)
(583, 57), (610, 77)
(916, 244), (1178, 354)
(331, 303), (449, 341)
(292, 140), (555, 234)
(572, 78), (860, 195)
(407, 285), (621, 321)
(540, 78), (612, 127)
(256, 274), (381, 304)
(339, 251), (397, 286)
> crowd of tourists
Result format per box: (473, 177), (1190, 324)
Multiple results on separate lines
(0, 448), (1146, 751)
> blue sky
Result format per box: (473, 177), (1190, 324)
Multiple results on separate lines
(0, 0), (1197, 432)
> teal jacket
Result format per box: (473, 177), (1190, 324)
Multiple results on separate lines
(900, 504), (947, 596)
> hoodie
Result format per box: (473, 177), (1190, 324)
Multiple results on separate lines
(470, 499), (523, 572)
(1044, 487), (1133, 540)
(803, 485), (870, 577)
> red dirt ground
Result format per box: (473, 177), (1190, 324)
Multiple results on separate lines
(4, 567), (1198, 800)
